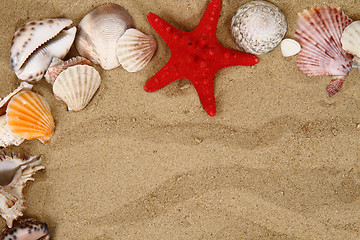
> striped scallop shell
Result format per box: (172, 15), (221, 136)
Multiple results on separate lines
(6, 91), (55, 144)
(116, 28), (157, 72)
(295, 6), (353, 77)
(52, 65), (101, 111)
(341, 21), (360, 59)
(75, 3), (134, 70)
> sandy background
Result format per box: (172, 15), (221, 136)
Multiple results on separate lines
(1, 0), (360, 239)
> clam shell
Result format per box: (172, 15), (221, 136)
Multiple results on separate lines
(10, 18), (72, 72)
(0, 82), (33, 116)
(44, 56), (92, 85)
(6, 91), (55, 144)
(0, 116), (25, 148)
(15, 27), (77, 82)
(341, 21), (360, 59)
(75, 3), (135, 70)
(295, 6), (353, 77)
(0, 219), (50, 240)
(116, 28), (157, 72)
(0, 152), (44, 228)
(231, 0), (287, 55)
(52, 65), (101, 111)
(280, 38), (301, 57)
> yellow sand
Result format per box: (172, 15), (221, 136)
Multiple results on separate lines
(1, 0), (359, 239)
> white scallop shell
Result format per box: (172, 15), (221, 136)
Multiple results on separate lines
(341, 21), (360, 59)
(53, 65), (101, 111)
(231, 0), (287, 55)
(280, 38), (301, 57)
(116, 28), (157, 72)
(294, 6), (353, 77)
(10, 18), (72, 72)
(0, 152), (44, 228)
(44, 56), (92, 85)
(0, 116), (25, 148)
(75, 3), (134, 70)
(14, 27), (77, 82)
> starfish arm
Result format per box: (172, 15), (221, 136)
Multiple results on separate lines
(144, 59), (180, 92)
(193, 78), (216, 117)
(195, 0), (221, 37)
(217, 46), (259, 68)
(147, 12), (185, 49)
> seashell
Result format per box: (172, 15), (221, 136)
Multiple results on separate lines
(6, 91), (55, 144)
(116, 28), (157, 72)
(0, 82), (33, 116)
(75, 3), (135, 70)
(280, 38), (301, 57)
(294, 6), (353, 96)
(231, 0), (287, 55)
(10, 18), (72, 72)
(52, 65), (101, 111)
(295, 6), (353, 77)
(14, 27), (77, 83)
(0, 116), (24, 149)
(44, 56), (92, 84)
(0, 219), (50, 240)
(341, 21), (360, 59)
(0, 152), (44, 228)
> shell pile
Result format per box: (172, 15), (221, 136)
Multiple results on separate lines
(0, 152), (44, 228)
(295, 6), (353, 96)
(10, 18), (76, 83)
(231, 0), (287, 55)
(75, 3), (157, 72)
(0, 219), (50, 240)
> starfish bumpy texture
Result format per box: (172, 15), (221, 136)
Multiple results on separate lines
(145, 0), (259, 116)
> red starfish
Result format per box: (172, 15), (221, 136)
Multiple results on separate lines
(145, 0), (259, 116)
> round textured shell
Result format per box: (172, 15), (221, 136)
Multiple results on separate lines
(231, 0), (287, 55)
(294, 6), (353, 77)
(75, 3), (134, 70)
(10, 18), (72, 71)
(116, 28), (157, 72)
(52, 65), (101, 111)
(341, 21), (360, 59)
(5, 91), (55, 144)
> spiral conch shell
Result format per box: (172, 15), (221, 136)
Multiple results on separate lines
(6, 91), (55, 144)
(10, 18), (76, 82)
(0, 152), (44, 228)
(231, 0), (287, 55)
(75, 3), (135, 70)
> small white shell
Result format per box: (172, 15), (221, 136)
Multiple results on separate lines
(14, 27), (77, 82)
(341, 21), (360, 59)
(10, 18), (72, 72)
(116, 28), (157, 72)
(0, 152), (44, 228)
(44, 56), (92, 85)
(231, 0), (287, 55)
(75, 3), (134, 70)
(52, 65), (101, 111)
(280, 38), (301, 57)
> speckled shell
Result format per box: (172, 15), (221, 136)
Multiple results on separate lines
(0, 219), (50, 240)
(15, 27), (77, 82)
(44, 56), (92, 85)
(0, 152), (44, 228)
(341, 21), (360, 59)
(10, 18), (72, 72)
(52, 65), (101, 111)
(295, 6), (353, 77)
(75, 3), (135, 70)
(6, 91), (55, 144)
(231, 0), (287, 55)
(116, 28), (157, 72)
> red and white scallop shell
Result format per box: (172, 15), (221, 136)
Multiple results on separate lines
(294, 6), (353, 96)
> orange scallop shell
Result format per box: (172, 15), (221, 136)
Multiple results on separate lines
(5, 91), (55, 144)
